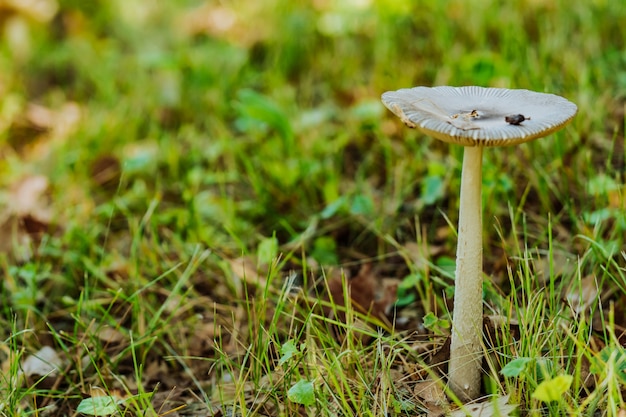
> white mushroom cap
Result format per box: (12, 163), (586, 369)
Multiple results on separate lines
(381, 86), (578, 147)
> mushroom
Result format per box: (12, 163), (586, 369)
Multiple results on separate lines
(381, 86), (577, 401)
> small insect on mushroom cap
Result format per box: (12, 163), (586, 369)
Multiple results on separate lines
(505, 114), (530, 125)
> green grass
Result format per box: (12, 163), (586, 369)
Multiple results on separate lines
(1, 0), (625, 415)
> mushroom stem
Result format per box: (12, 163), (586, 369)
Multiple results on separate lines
(449, 145), (484, 401)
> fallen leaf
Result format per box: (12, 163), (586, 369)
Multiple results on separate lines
(484, 314), (520, 344)
(403, 241), (444, 274)
(0, 0), (58, 22)
(9, 102), (81, 157)
(534, 249), (576, 283)
(21, 346), (62, 377)
(90, 154), (122, 191)
(11, 175), (50, 218)
(96, 326), (126, 344)
(449, 394), (518, 416)
(327, 264), (397, 320)
(0, 174), (56, 255)
(77, 387), (128, 416)
(21, 213), (50, 235)
(228, 255), (267, 288)
(448, 116), (480, 131)
(211, 372), (278, 408)
(49, 101), (81, 138)
(320, 264), (399, 344)
(414, 378), (447, 406)
(176, 3), (267, 47)
(177, 4), (236, 37)
(564, 275), (599, 315)
(429, 337), (451, 375)
(24, 102), (55, 129)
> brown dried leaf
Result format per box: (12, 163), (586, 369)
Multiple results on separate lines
(96, 326), (126, 344)
(24, 103), (55, 129)
(322, 264), (399, 344)
(0, 175), (56, 254)
(9, 102), (81, 156)
(228, 255), (267, 287)
(11, 175), (50, 218)
(534, 249), (576, 283)
(88, 386), (127, 401)
(564, 275), (599, 315)
(188, 320), (218, 356)
(414, 378), (448, 406)
(484, 315), (520, 343)
(90, 154), (122, 190)
(403, 241), (445, 270)
(21, 213), (49, 235)
(50, 101), (81, 138)
(429, 337), (450, 375)
(325, 264), (397, 322)
(143, 360), (180, 388)
(426, 404), (447, 417)
(176, 3), (267, 47)
(211, 372), (278, 405)
(179, 4), (236, 37)
(607, 185), (625, 209)
(0, 0), (58, 22)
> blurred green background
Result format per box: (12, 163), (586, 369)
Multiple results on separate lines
(1, 0), (624, 309)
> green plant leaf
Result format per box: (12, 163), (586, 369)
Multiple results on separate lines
(501, 357), (533, 377)
(422, 312), (439, 329)
(76, 396), (123, 415)
(279, 340), (299, 366)
(257, 235), (278, 265)
(422, 312), (449, 331)
(349, 99), (384, 121)
(583, 208), (615, 225)
(435, 256), (456, 279)
(531, 374), (573, 402)
(590, 346), (626, 384)
(320, 196), (347, 219)
(396, 273), (421, 307)
(421, 175), (444, 205)
(398, 273), (422, 290)
(586, 173), (620, 195)
(311, 236), (338, 265)
(234, 89), (293, 142)
(349, 194), (374, 216)
(288, 379), (315, 406)
(395, 291), (416, 308)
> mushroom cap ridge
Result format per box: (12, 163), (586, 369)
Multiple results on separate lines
(382, 86), (578, 147)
